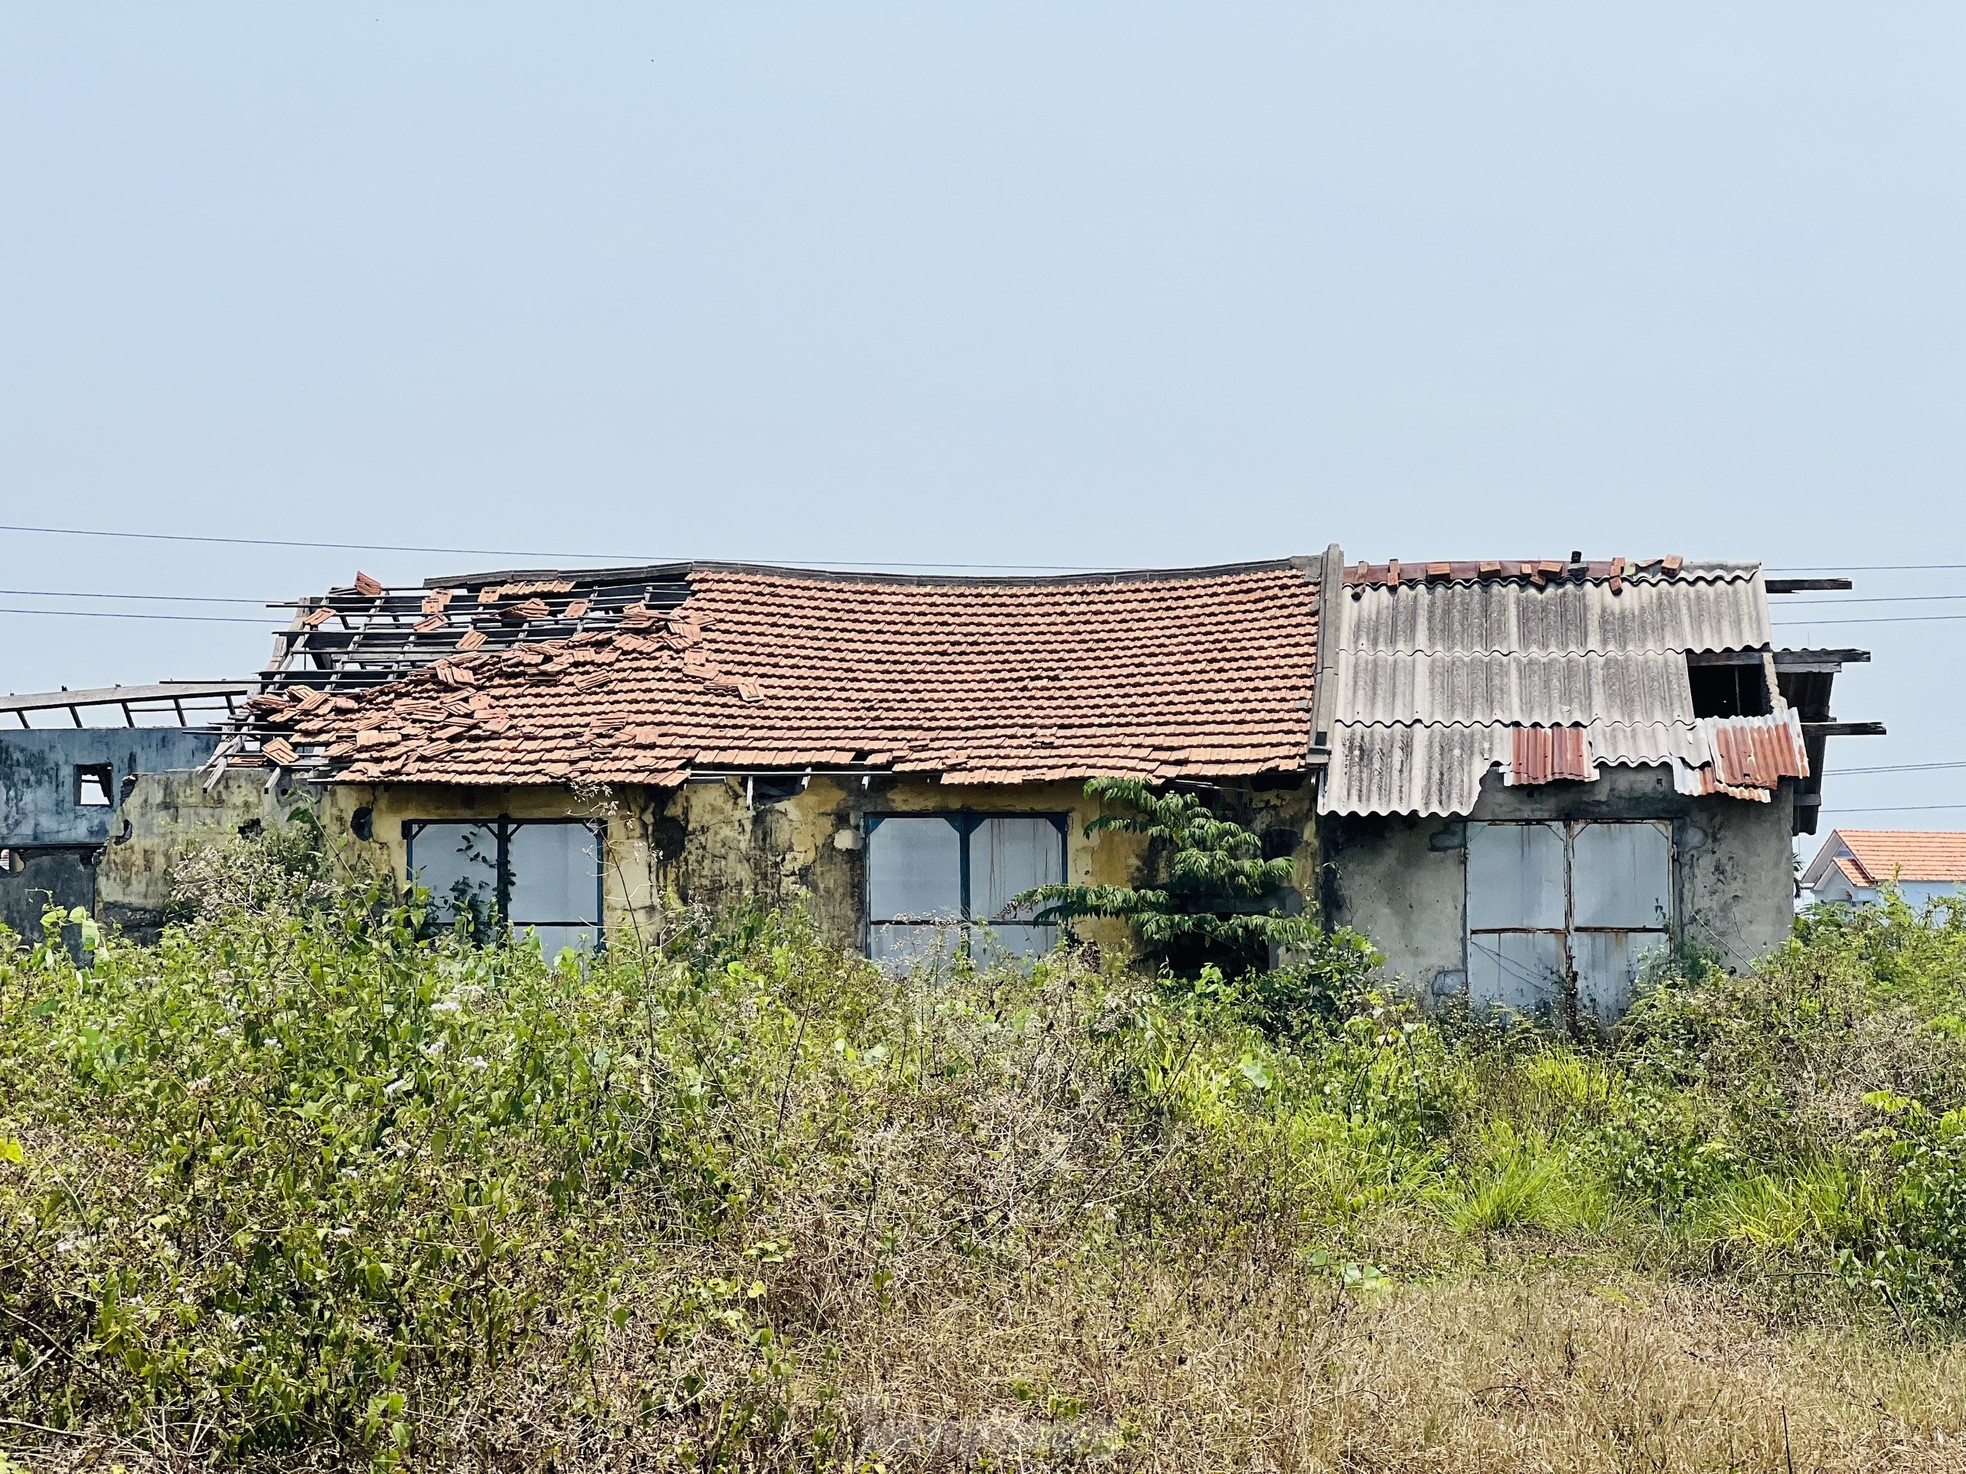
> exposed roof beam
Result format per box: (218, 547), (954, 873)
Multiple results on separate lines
(1774, 648), (1869, 673)
(1804, 721), (1887, 737)
(1686, 650), (1765, 666)
(0, 681), (254, 715)
(1766, 578), (1854, 593)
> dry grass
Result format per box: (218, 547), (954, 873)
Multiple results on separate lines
(734, 1266), (1957, 1473)
(43, 1268), (1950, 1472)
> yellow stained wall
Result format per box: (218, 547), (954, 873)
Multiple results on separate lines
(330, 775), (1322, 960)
(109, 770), (1322, 962)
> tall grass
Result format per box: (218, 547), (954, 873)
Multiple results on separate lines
(1, 867), (1963, 1469)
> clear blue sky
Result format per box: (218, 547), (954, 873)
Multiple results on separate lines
(3, 4), (1962, 838)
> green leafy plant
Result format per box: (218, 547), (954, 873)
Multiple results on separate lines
(4, 829), (1966, 1468)
(1018, 777), (1313, 976)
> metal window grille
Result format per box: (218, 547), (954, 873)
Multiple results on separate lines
(864, 813), (1068, 966)
(403, 817), (605, 960)
(1465, 819), (1674, 1025)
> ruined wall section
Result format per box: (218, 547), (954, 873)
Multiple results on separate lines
(95, 769), (320, 938)
(90, 769), (1322, 964)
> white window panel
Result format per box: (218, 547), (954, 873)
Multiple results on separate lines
(972, 816), (1062, 923)
(968, 922), (1059, 965)
(869, 922), (964, 967)
(867, 817), (963, 922)
(507, 823), (600, 926)
(1572, 820), (1672, 931)
(523, 923), (602, 965)
(1467, 821), (1566, 931)
(410, 822), (498, 924)
(1574, 930), (1669, 1025)
(1467, 931), (1565, 1014)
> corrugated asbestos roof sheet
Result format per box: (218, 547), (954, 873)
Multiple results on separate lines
(1339, 566), (1771, 657)
(1333, 650), (1697, 727)
(255, 561), (1323, 787)
(1321, 559), (1804, 816)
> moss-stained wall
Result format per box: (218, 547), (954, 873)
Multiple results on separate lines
(95, 766), (1322, 964)
(288, 773), (1320, 963)
(97, 770), (313, 937)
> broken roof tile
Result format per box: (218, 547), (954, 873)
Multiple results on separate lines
(287, 562), (1322, 787)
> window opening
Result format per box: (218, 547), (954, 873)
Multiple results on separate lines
(1686, 654), (1772, 718)
(404, 818), (604, 961)
(75, 764), (114, 808)
(1466, 819), (1672, 1025)
(865, 813), (1067, 965)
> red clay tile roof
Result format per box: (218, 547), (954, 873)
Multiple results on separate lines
(263, 562), (1321, 787)
(1831, 830), (1966, 885)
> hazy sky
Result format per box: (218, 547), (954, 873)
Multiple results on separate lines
(3, 5), (1962, 839)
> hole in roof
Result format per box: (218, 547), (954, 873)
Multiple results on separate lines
(1686, 655), (1772, 720)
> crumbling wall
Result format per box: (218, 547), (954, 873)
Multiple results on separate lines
(90, 769), (1324, 964)
(95, 769), (318, 938)
(0, 729), (223, 847)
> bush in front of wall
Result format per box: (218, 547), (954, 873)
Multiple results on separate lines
(4, 833), (1966, 1469)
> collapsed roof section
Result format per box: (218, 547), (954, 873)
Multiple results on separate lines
(229, 558), (1327, 788)
(256, 563), (702, 696)
(1, 682), (252, 731)
(1316, 556), (1871, 831)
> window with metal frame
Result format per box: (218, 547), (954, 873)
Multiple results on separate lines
(403, 818), (604, 961)
(1465, 819), (1673, 1024)
(865, 813), (1067, 965)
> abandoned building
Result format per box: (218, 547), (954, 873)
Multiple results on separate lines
(1316, 556), (1873, 1019)
(0, 683), (250, 940)
(0, 550), (1880, 1023)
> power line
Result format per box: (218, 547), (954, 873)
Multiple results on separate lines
(1775, 593), (1966, 607)
(1818, 804), (1966, 814)
(0, 606), (266, 625)
(7, 520), (1963, 578)
(0, 587), (271, 606)
(0, 598), (1961, 635)
(0, 522), (1111, 573)
(1773, 613), (1966, 626)
(1836, 761), (1966, 776)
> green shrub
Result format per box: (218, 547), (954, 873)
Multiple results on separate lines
(5, 838), (1966, 1467)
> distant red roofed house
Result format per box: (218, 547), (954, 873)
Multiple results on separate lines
(1801, 830), (1966, 906)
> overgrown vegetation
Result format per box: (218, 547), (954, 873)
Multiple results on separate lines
(1021, 777), (1315, 976)
(2, 844), (1964, 1470)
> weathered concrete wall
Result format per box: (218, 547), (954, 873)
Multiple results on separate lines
(0, 729), (223, 846)
(663, 774), (1320, 957)
(96, 768), (321, 936)
(303, 773), (1322, 961)
(1321, 765), (1798, 1001)
(86, 764), (1322, 965)
(0, 847), (95, 943)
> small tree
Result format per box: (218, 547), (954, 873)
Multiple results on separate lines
(1019, 776), (1310, 977)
